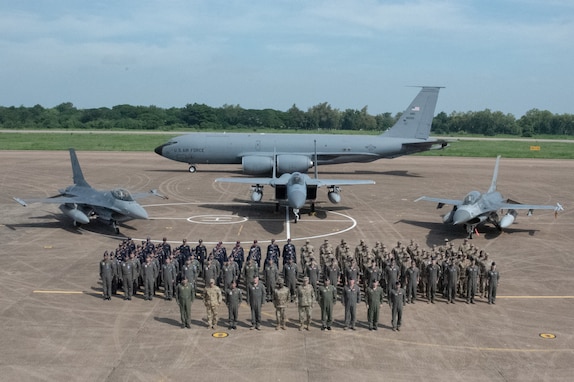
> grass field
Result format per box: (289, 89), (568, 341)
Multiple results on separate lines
(0, 131), (572, 159)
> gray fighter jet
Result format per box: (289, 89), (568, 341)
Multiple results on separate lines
(13, 149), (165, 233)
(415, 156), (563, 238)
(155, 87), (447, 174)
(215, 149), (375, 222)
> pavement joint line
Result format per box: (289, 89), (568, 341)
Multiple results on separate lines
(33, 290), (84, 294)
(368, 336), (574, 353)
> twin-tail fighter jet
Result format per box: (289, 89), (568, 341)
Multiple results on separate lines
(215, 146), (375, 222)
(154, 87), (447, 174)
(13, 149), (166, 234)
(415, 156), (563, 238)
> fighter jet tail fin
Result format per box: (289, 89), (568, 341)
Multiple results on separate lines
(381, 87), (441, 139)
(69, 148), (91, 188)
(488, 155), (502, 193)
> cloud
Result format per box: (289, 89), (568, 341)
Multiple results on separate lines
(0, 0), (572, 114)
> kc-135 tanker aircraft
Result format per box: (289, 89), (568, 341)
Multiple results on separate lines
(13, 149), (166, 233)
(154, 87), (447, 174)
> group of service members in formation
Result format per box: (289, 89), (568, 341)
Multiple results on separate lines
(99, 236), (500, 332)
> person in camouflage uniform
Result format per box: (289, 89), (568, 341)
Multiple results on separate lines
(297, 277), (315, 330)
(203, 278), (222, 329)
(273, 279), (290, 330)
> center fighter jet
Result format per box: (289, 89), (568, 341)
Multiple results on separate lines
(215, 148), (375, 222)
(13, 148), (166, 234)
(155, 87), (447, 174)
(415, 156), (563, 238)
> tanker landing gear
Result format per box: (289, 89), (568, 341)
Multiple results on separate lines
(188, 165), (197, 173)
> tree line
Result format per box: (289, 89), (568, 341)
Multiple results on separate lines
(0, 102), (572, 137)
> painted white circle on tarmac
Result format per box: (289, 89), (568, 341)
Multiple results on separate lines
(81, 201), (358, 245)
(187, 215), (248, 224)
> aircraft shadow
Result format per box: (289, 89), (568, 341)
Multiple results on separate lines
(480, 225), (538, 239)
(5, 214), (85, 234)
(398, 219), (539, 246)
(399, 219), (473, 247)
(5, 212), (140, 238)
(200, 201), (353, 233)
(82, 221), (139, 237)
(199, 202), (285, 235)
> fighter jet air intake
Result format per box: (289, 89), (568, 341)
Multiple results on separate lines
(154, 87), (447, 174)
(13, 149), (166, 233)
(415, 156), (564, 238)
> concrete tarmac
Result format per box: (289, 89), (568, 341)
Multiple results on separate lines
(1, 151), (573, 381)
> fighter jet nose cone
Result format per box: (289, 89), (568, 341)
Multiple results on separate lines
(132, 205), (149, 220)
(288, 190), (306, 209)
(154, 144), (164, 156)
(452, 210), (471, 225)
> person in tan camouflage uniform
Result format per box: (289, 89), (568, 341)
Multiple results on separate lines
(203, 278), (222, 329)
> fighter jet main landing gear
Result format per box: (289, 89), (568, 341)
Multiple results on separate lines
(309, 202), (316, 216)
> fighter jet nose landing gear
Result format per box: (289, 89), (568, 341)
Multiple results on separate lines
(293, 208), (300, 223)
(112, 220), (120, 234)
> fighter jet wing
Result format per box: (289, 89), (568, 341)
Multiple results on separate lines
(414, 196), (464, 206)
(13, 195), (80, 207)
(14, 194), (121, 212)
(215, 177), (275, 185)
(306, 179), (376, 187)
(497, 202), (563, 211)
(130, 189), (168, 200)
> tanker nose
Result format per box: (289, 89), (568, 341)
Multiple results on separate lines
(154, 143), (166, 156)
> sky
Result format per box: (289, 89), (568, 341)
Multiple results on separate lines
(1, 0), (573, 117)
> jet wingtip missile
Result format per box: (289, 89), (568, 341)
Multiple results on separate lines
(150, 189), (168, 200)
(13, 197), (27, 207)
